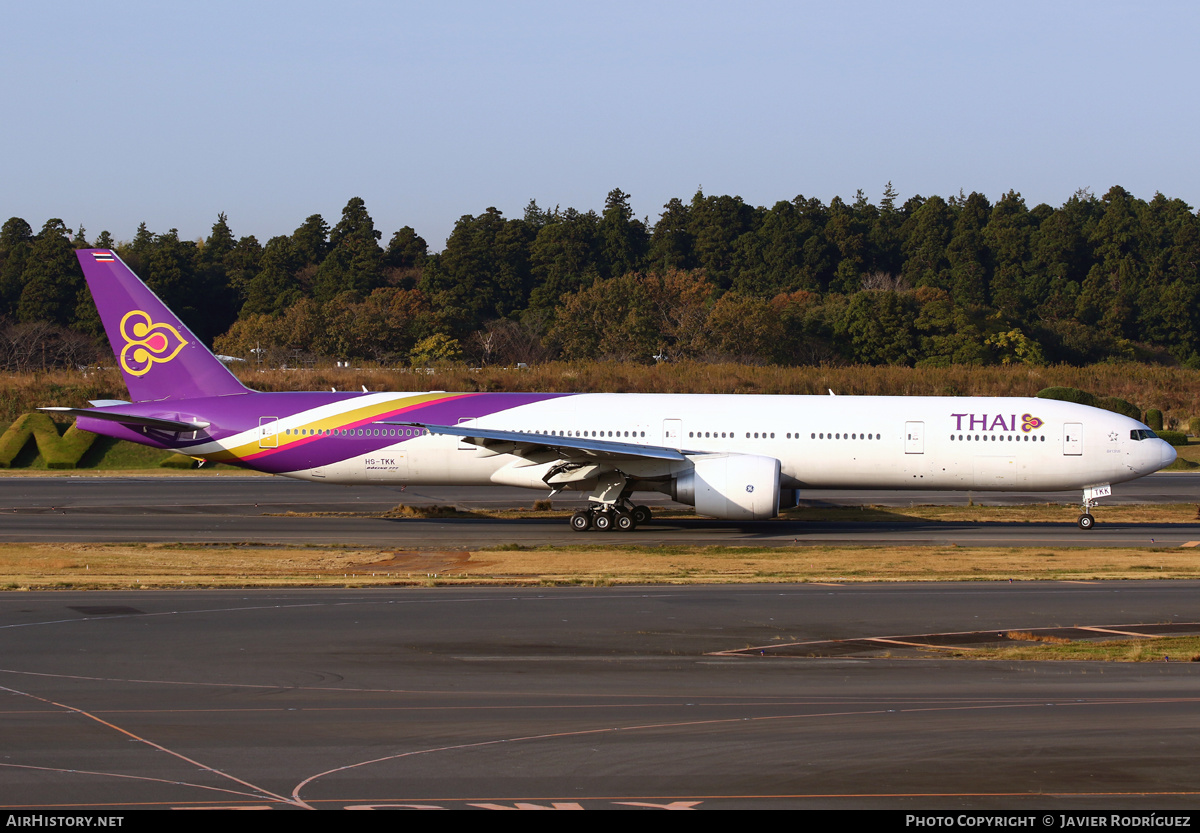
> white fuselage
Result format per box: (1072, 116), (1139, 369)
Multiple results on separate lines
(273, 394), (1172, 495)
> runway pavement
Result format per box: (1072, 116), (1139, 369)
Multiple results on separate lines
(3, 582), (1200, 810)
(0, 473), (1197, 547)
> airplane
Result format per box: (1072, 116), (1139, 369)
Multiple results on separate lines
(43, 249), (1177, 532)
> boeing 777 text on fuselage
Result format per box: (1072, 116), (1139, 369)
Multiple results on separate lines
(44, 250), (1176, 532)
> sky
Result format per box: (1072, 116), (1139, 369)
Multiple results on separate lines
(3, 1), (1198, 250)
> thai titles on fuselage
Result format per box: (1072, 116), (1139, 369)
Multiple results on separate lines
(949, 413), (1044, 433)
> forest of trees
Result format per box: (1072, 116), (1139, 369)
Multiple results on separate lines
(1, 184), (1198, 371)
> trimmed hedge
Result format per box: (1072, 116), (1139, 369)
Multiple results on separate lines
(1157, 430), (1189, 447)
(0, 413), (97, 469)
(0, 413), (199, 469)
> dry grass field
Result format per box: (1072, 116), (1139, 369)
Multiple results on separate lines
(956, 634), (1200, 662)
(3, 538), (1199, 591)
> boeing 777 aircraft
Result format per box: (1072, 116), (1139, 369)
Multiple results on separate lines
(44, 250), (1176, 532)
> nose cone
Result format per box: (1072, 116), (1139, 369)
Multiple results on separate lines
(1161, 440), (1177, 470)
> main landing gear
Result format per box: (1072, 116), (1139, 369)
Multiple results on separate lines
(569, 502), (652, 532)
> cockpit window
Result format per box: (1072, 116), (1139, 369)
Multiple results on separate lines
(1130, 429), (1159, 441)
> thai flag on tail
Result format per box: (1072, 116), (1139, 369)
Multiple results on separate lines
(91, 251), (115, 262)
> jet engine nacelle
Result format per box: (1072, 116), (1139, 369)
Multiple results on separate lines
(673, 454), (781, 520)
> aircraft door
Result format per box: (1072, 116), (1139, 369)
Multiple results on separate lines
(663, 419), (683, 450)
(258, 417), (279, 449)
(457, 417), (479, 451)
(1063, 423), (1083, 456)
(905, 421), (924, 454)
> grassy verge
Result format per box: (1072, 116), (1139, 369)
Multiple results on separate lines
(954, 634), (1200, 662)
(3, 541), (1200, 590)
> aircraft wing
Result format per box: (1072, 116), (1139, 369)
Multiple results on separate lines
(382, 421), (689, 463)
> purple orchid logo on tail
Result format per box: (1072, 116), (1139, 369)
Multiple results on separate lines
(119, 310), (189, 376)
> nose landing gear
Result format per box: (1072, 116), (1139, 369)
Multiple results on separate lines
(1077, 484), (1111, 531)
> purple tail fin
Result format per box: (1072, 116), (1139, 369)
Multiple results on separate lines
(77, 249), (250, 402)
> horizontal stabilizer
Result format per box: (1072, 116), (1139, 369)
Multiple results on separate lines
(39, 407), (210, 433)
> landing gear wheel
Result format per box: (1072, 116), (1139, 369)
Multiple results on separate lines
(631, 505), (652, 526)
(570, 510), (592, 532)
(592, 511), (613, 532)
(1078, 513), (1095, 531)
(614, 509), (637, 532)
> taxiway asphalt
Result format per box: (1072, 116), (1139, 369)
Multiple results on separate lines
(0, 473), (1197, 547)
(3, 582), (1200, 810)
